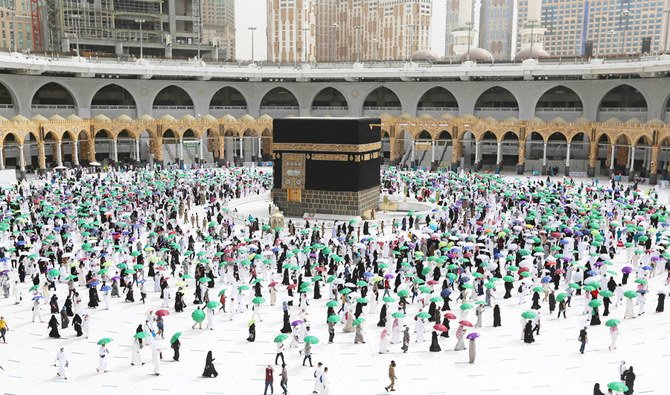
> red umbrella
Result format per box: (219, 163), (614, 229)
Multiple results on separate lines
(443, 312), (457, 320)
(427, 280), (438, 286)
(268, 281), (278, 287)
(287, 284), (298, 290)
(156, 309), (170, 317)
(555, 269), (565, 275)
(459, 320), (473, 327)
(433, 324), (447, 332)
(155, 266), (166, 271)
(315, 267), (327, 273)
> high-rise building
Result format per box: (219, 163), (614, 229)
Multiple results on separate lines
(0, 0), (33, 52)
(266, 0), (310, 63)
(444, 0), (461, 58)
(45, 0), (234, 59)
(271, 0), (432, 63)
(518, 0), (670, 58)
(478, 0), (516, 60)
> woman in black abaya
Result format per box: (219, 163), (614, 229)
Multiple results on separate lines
(47, 315), (61, 338)
(202, 351), (218, 377)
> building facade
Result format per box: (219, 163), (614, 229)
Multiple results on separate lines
(0, 0), (33, 52)
(272, 0), (432, 63)
(479, 0), (516, 60)
(519, 0), (670, 57)
(45, 0), (234, 59)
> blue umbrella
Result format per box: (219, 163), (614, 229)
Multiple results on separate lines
(87, 281), (100, 288)
(540, 276), (551, 283)
(32, 295), (43, 301)
(101, 285), (111, 292)
(641, 265), (653, 271)
(441, 288), (452, 297)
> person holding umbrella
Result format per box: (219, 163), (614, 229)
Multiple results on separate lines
(170, 332), (181, 362)
(97, 342), (110, 373)
(384, 360), (397, 392)
(467, 332), (479, 364)
(608, 320), (621, 350)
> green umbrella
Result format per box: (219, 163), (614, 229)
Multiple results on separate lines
(460, 303), (473, 311)
(391, 312), (405, 319)
(623, 290), (638, 299)
(327, 315), (341, 323)
(382, 296), (396, 303)
(532, 286), (543, 293)
(170, 332), (182, 344)
(48, 269), (60, 277)
(429, 296), (442, 303)
(29, 285), (39, 292)
(600, 290), (614, 298)
(416, 312), (431, 319)
(352, 318), (365, 326)
(339, 288), (352, 295)
(555, 293), (568, 302)
(191, 308), (206, 323)
(238, 285), (250, 291)
(252, 297), (266, 305)
(503, 275), (515, 283)
(521, 311), (537, 319)
(97, 338), (113, 345)
(217, 289), (227, 297)
(397, 290), (410, 298)
(588, 299), (602, 308)
(134, 331), (149, 339)
(206, 301), (221, 309)
(326, 300), (338, 307)
(607, 382), (628, 393)
(65, 275), (77, 281)
(605, 319), (621, 327)
(356, 297), (368, 304)
(303, 336), (319, 345)
(274, 334), (289, 343)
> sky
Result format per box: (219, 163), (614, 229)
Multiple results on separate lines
(235, 0), (448, 61)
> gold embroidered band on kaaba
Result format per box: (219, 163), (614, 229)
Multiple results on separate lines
(273, 142), (381, 153)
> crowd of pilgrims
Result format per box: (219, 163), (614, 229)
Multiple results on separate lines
(0, 165), (668, 393)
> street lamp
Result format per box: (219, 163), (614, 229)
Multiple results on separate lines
(354, 25), (363, 62)
(526, 18), (538, 60)
(71, 14), (81, 56)
(248, 26), (257, 61)
(332, 23), (338, 62)
(302, 27), (310, 63)
(594, 16), (606, 58)
(465, 21), (474, 61)
(134, 19), (145, 59)
(620, 9), (631, 55)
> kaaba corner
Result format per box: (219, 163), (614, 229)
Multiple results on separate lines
(271, 117), (382, 217)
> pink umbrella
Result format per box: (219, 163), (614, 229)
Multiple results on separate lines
(459, 320), (473, 327)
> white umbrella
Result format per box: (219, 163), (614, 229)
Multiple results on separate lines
(89, 162), (101, 167)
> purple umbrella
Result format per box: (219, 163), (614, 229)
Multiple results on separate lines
(466, 332), (480, 340)
(622, 266), (633, 274)
(291, 320), (304, 327)
(0, 269), (9, 274)
(384, 274), (395, 279)
(111, 276), (120, 281)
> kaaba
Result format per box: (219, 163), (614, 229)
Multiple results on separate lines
(271, 117), (381, 217)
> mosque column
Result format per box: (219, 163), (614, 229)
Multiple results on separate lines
(450, 126), (460, 172)
(154, 137), (163, 165)
(542, 141), (548, 175)
(495, 141), (503, 173)
(609, 144), (616, 176)
(56, 141), (62, 167)
(72, 141), (79, 166)
(587, 141), (597, 177)
(37, 142), (46, 171)
(257, 137), (262, 162)
(430, 140), (436, 170)
(516, 138), (526, 175)
(19, 143), (25, 173)
(199, 137), (205, 163)
(178, 138), (184, 165)
(0, 144), (4, 170)
(238, 136), (244, 164)
(474, 140), (481, 171)
(649, 145), (660, 185)
(565, 142), (571, 176)
(134, 138), (140, 163)
(112, 139), (118, 163)
(87, 139), (96, 163)
(628, 145), (636, 182)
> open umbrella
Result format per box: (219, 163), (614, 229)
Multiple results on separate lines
(433, 324), (447, 332)
(206, 301), (221, 309)
(466, 332), (480, 340)
(391, 312), (405, 319)
(97, 338), (113, 345)
(303, 336), (319, 344)
(325, 300), (338, 308)
(444, 312), (457, 320)
(624, 290), (638, 299)
(327, 315), (341, 323)
(134, 331), (150, 339)
(191, 308), (205, 323)
(291, 320), (304, 327)
(521, 311), (537, 320)
(156, 309), (170, 317)
(607, 382), (628, 393)
(588, 299), (603, 308)
(252, 297), (266, 305)
(605, 319), (621, 327)
(274, 334), (289, 343)
(458, 320), (473, 327)
(170, 332), (182, 344)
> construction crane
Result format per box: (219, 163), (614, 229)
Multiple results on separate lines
(30, 0), (43, 51)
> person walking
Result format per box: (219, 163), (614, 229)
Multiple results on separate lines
(275, 340), (286, 365)
(302, 342), (313, 367)
(623, 366), (636, 395)
(313, 362), (323, 394)
(320, 367), (329, 395)
(264, 365), (274, 395)
(384, 360), (397, 392)
(54, 347), (69, 379)
(579, 326), (588, 354)
(97, 344), (109, 373)
(280, 364), (288, 395)
(202, 350), (218, 378)
(0, 316), (8, 343)
(401, 326), (410, 353)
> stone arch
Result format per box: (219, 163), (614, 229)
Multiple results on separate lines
(599, 85), (648, 110)
(31, 82), (77, 108)
(381, 129), (391, 163)
(91, 84), (137, 108)
(310, 87), (349, 111)
(416, 130), (432, 141)
(42, 131), (59, 167)
(260, 87), (299, 108)
(362, 87), (402, 114)
(25, 131), (41, 170)
(116, 129), (134, 162)
(153, 86), (194, 108)
(261, 128), (273, 160)
(435, 130), (453, 167)
(61, 130), (77, 165)
(475, 87), (518, 109)
(77, 129), (91, 165)
(534, 86), (584, 121)
(632, 135), (653, 177)
(1, 132), (21, 169)
(0, 81), (17, 112)
(209, 87), (248, 109)
(570, 132), (590, 168)
(417, 87), (459, 112)
(524, 131), (545, 168)
(94, 129), (113, 162)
